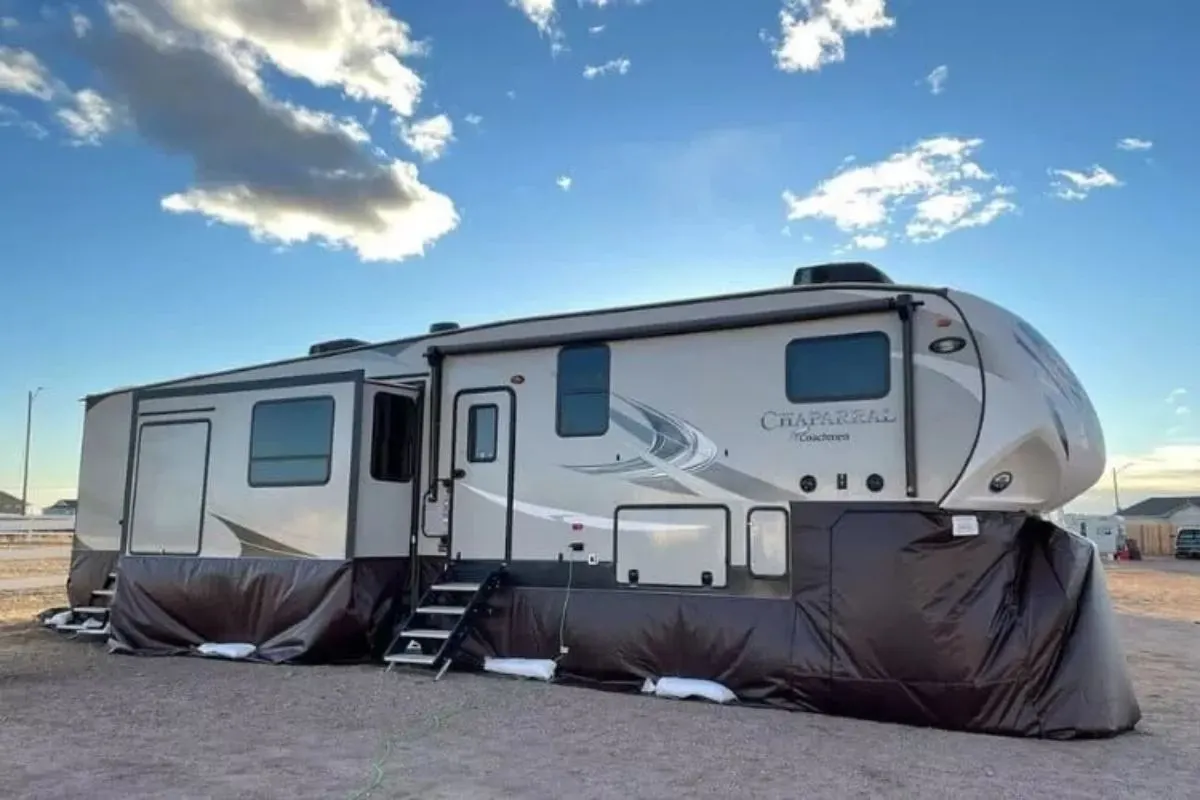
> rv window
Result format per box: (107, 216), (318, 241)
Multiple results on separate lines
(748, 508), (788, 578)
(370, 392), (418, 482)
(467, 404), (499, 463)
(248, 396), (335, 487)
(785, 331), (890, 403)
(557, 344), (610, 437)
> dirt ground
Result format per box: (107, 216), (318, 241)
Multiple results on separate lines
(1, 553), (1198, 799)
(0, 543), (69, 625)
(0, 587), (66, 624)
(0, 533), (72, 549)
(1104, 558), (1200, 622)
(0, 557), (69, 581)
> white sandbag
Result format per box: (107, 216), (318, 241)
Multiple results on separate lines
(45, 610), (72, 628)
(641, 676), (737, 704)
(482, 657), (557, 681)
(196, 642), (257, 659)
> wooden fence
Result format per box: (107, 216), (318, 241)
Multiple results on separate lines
(1124, 522), (1177, 556)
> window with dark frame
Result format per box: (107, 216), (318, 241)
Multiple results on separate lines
(370, 392), (418, 482)
(248, 396), (335, 487)
(556, 343), (610, 437)
(785, 331), (891, 404)
(467, 404), (499, 463)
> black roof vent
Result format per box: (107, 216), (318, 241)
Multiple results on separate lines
(308, 338), (369, 356)
(428, 321), (460, 334)
(793, 262), (894, 286)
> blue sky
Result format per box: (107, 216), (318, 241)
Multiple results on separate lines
(1, 0), (1197, 514)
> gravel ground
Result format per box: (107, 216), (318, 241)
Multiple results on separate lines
(0, 613), (1196, 800)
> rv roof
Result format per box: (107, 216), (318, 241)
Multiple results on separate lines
(83, 266), (944, 402)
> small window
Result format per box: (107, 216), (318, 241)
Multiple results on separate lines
(557, 344), (610, 437)
(785, 331), (890, 404)
(748, 508), (788, 578)
(370, 392), (418, 482)
(248, 396), (335, 487)
(467, 404), (499, 463)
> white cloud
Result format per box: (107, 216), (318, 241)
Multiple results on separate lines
(582, 57), (630, 79)
(765, 0), (895, 73)
(1117, 137), (1153, 151)
(1049, 165), (1121, 201)
(511, 0), (557, 32)
(155, 0), (427, 117)
(71, 10), (91, 37)
(398, 113), (454, 161)
(0, 103), (48, 139)
(84, 1), (457, 263)
(556, 174), (572, 191)
(589, 24), (605, 34)
(463, 113), (482, 126)
(56, 88), (116, 145)
(1167, 388), (1187, 405)
(0, 47), (55, 99)
(1, 17), (19, 30)
(782, 136), (1015, 247)
(509, 0), (567, 53)
(925, 64), (948, 95)
(851, 233), (887, 250)
(1177, 405), (1192, 417)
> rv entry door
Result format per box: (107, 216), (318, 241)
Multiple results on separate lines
(448, 388), (514, 560)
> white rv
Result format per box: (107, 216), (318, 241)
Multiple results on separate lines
(57, 261), (1107, 663)
(1057, 513), (1125, 557)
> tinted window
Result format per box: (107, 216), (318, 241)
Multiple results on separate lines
(785, 331), (890, 403)
(467, 404), (499, 463)
(370, 392), (418, 482)
(248, 396), (334, 487)
(557, 344), (610, 437)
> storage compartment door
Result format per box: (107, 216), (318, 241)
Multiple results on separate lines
(128, 420), (211, 555)
(615, 505), (730, 587)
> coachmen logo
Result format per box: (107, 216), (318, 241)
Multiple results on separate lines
(760, 407), (897, 443)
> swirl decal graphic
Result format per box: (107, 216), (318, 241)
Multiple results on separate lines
(562, 394), (800, 502)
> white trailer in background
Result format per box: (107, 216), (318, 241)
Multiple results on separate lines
(1056, 512), (1125, 557)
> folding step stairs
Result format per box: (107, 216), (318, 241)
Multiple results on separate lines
(383, 563), (505, 680)
(48, 570), (117, 638)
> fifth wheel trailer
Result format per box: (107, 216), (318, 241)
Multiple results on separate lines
(55, 261), (1140, 738)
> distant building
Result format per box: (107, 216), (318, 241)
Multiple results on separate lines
(1118, 496), (1200, 528)
(42, 498), (78, 516)
(0, 490), (26, 515)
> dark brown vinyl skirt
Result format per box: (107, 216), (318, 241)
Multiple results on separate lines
(72, 504), (1140, 739)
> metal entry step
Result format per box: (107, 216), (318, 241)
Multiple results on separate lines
(382, 563), (506, 680)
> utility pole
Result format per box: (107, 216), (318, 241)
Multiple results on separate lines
(20, 387), (43, 516)
(1111, 462), (1135, 515)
